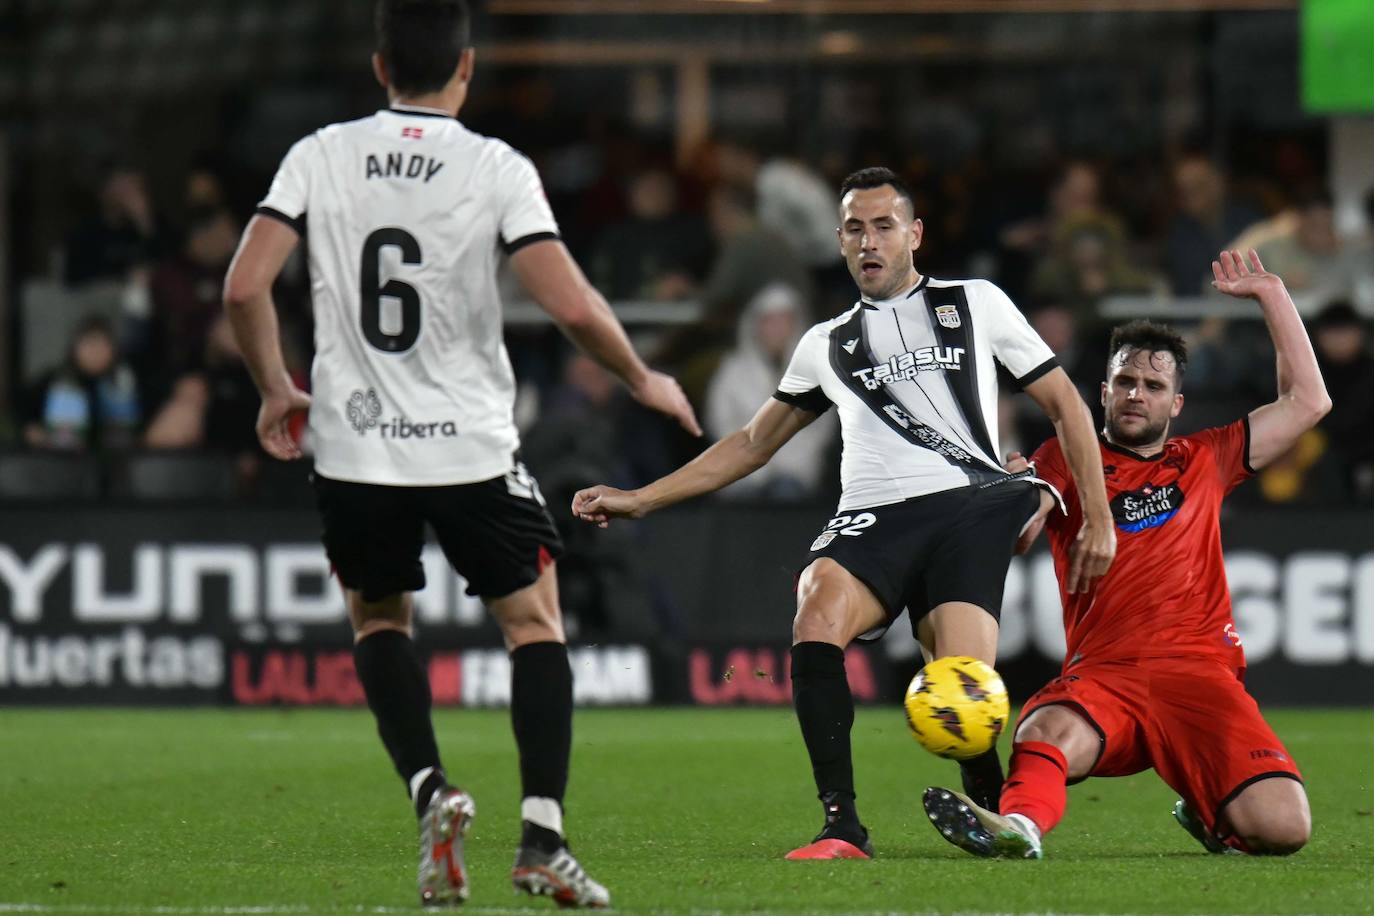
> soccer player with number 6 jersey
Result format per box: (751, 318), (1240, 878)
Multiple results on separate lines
(923, 249), (1326, 860)
(223, 0), (701, 907)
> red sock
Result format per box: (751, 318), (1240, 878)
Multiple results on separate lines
(999, 741), (1069, 836)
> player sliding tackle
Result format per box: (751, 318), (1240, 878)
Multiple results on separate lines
(574, 167), (1115, 860)
(923, 249), (1326, 859)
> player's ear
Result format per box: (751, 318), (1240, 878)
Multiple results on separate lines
(371, 52), (389, 90)
(909, 217), (923, 255)
(1100, 380), (1109, 408)
(1170, 392), (1184, 418)
(457, 47), (475, 85)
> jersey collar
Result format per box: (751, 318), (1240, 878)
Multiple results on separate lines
(1099, 433), (1166, 462)
(859, 273), (929, 310)
(385, 104), (455, 119)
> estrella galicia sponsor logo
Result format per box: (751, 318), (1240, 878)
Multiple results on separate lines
(346, 388), (383, 434)
(851, 346), (964, 390)
(1111, 481), (1185, 533)
(346, 387), (459, 440)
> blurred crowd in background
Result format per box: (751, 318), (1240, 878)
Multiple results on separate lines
(6, 3), (1374, 511)
(16, 131), (1374, 510)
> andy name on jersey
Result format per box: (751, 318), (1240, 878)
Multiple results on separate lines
(850, 344), (964, 390)
(364, 152), (445, 183)
(347, 387), (458, 441)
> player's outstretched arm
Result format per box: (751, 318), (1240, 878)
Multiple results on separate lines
(572, 398), (816, 527)
(1023, 367), (1116, 593)
(223, 215), (312, 461)
(1212, 249), (1332, 469)
(510, 239), (701, 437)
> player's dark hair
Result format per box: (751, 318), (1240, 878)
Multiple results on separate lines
(840, 167), (916, 217)
(1107, 320), (1188, 390)
(375, 0), (470, 95)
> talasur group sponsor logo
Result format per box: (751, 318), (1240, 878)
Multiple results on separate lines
(851, 346), (964, 390)
(1110, 481), (1185, 533)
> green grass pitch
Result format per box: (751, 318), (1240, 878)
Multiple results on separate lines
(0, 707), (1370, 914)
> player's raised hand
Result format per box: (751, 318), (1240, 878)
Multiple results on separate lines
(631, 370), (703, 437)
(1211, 248), (1283, 300)
(571, 485), (644, 528)
(256, 385), (311, 461)
(1066, 517), (1116, 594)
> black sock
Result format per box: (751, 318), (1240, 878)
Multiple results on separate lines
(790, 642), (857, 810)
(959, 748), (1005, 813)
(521, 821), (565, 855)
(352, 630), (444, 815)
(510, 641), (573, 831)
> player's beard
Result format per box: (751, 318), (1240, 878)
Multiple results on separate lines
(1106, 408), (1170, 447)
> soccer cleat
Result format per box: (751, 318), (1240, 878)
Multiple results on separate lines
(1173, 800), (1239, 855)
(784, 835), (873, 860)
(511, 844), (611, 909)
(418, 787), (476, 907)
(922, 787), (1042, 859)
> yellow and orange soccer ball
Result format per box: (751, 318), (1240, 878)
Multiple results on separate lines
(903, 656), (1010, 760)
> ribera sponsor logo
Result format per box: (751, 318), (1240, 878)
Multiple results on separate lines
(852, 346), (963, 390)
(347, 387), (458, 440)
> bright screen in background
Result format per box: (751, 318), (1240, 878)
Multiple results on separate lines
(1303, 0), (1374, 113)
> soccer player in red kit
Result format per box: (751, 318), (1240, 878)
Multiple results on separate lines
(923, 249), (1328, 858)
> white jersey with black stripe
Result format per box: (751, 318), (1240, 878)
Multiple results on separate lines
(256, 105), (559, 486)
(774, 276), (1057, 511)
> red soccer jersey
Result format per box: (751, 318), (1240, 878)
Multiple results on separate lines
(1030, 419), (1253, 671)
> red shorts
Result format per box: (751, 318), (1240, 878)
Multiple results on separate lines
(1018, 656), (1302, 835)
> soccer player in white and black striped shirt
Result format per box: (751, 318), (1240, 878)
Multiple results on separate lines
(575, 167), (1116, 860)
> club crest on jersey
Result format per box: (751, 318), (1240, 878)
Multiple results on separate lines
(850, 346), (964, 389)
(1110, 481), (1185, 533)
(810, 530), (838, 551)
(934, 304), (961, 329)
(347, 388), (383, 434)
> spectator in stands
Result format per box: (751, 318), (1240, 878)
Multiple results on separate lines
(715, 137), (840, 270)
(21, 315), (140, 452)
(1029, 213), (1163, 321)
(1336, 186), (1374, 316)
(655, 183), (811, 405)
(144, 315), (284, 483)
(589, 166), (709, 301)
(147, 207), (240, 382)
(1310, 302), (1374, 500)
(705, 282), (836, 500)
(1252, 189), (1344, 314)
(1165, 155), (1262, 295)
(63, 166), (161, 286)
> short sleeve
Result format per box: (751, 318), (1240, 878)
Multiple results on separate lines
(772, 328), (833, 414)
(977, 281), (1058, 388)
(495, 147), (560, 255)
(1188, 417), (1255, 494)
(255, 136), (314, 234)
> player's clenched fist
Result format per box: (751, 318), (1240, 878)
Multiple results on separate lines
(1066, 518), (1116, 594)
(571, 485), (645, 528)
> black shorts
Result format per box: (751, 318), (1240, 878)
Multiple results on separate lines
(800, 480), (1041, 638)
(313, 461), (564, 602)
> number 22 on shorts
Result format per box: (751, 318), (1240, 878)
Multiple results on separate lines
(810, 512), (876, 551)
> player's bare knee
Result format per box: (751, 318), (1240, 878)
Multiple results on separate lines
(347, 592), (412, 640)
(1014, 706), (1098, 778)
(1241, 815), (1310, 856)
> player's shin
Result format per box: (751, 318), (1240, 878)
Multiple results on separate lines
(790, 642), (863, 836)
(959, 748), (1006, 813)
(999, 741), (1070, 837)
(510, 640), (574, 852)
(352, 629), (448, 815)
